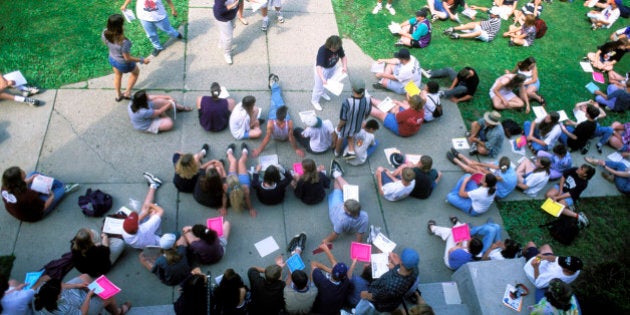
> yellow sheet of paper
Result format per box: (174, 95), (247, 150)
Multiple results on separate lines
(541, 198), (564, 217)
(404, 81), (421, 96)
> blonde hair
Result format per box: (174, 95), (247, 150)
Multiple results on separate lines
(408, 95), (425, 111)
(402, 167), (415, 182)
(227, 175), (245, 211)
(301, 159), (320, 184)
(175, 154), (200, 179)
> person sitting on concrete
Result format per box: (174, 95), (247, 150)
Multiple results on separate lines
(372, 49), (422, 94)
(446, 173), (497, 216)
(182, 220), (231, 265)
(481, 238), (522, 261)
(292, 158), (330, 205)
(333, 78), (372, 159)
(322, 161), (369, 244)
(139, 234), (191, 286)
(427, 218), (483, 270)
(544, 164), (595, 225)
(515, 156), (551, 197)
(370, 93), (425, 137)
(537, 144), (573, 180)
(467, 110), (504, 157)
(1, 166), (79, 222)
(173, 268), (209, 314)
(197, 82), (236, 132)
(524, 111), (562, 154)
(0, 71), (41, 106)
(128, 90), (191, 134)
(225, 143), (257, 217)
(122, 172), (165, 249)
(71, 228), (125, 278)
(211, 268), (249, 314)
(251, 164), (293, 206)
(466, 218), (521, 260)
(355, 248), (420, 314)
(594, 80), (630, 113)
(293, 114), (335, 154)
(375, 166), (416, 202)
(347, 260), (373, 308)
(422, 81), (440, 122)
(585, 156), (630, 195)
(229, 95), (263, 140)
(0, 275), (37, 315)
(489, 73), (529, 113)
(193, 160), (228, 210)
(343, 119), (380, 166)
(310, 243), (351, 314)
(392, 155), (442, 200)
(446, 152), (517, 199)
(172, 144), (209, 193)
(252, 74), (305, 158)
(394, 9), (432, 48)
(247, 264), (286, 315)
(280, 233), (318, 315)
(529, 278), (581, 314)
(428, 66), (479, 104)
(443, 7), (502, 41)
(523, 242), (583, 301)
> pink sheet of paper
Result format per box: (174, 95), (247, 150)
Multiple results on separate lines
(470, 173), (484, 185)
(350, 242), (372, 262)
(293, 163), (304, 175)
(592, 72), (605, 84)
(206, 217), (224, 237)
(93, 275), (121, 300)
(452, 224), (471, 243)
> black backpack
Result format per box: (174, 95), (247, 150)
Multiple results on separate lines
(502, 119), (523, 137)
(78, 188), (113, 217)
(426, 95), (443, 118)
(539, 216), (579, 245)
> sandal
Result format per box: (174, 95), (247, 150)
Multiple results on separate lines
(120, 302), (132, 315)
(427, 220), (436, 234)
(449, 216), (459, 226)
(584, 156), (602, 166)
(115, 95), (124, 102)
(122, 93), (132, 100)
(238, 17), (249, 25)
(539, 96), (546, 107)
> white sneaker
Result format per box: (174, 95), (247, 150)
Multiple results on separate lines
(372, 4), (382, 14)
(421, 68), (432, 79)
(261, 19), (269, 31)
(277, 14), (284, 23)
(321, 93), (331, 101)
(311, 101), (322, 111)
(224, 53), (233, 65)
(386, 4), (396, 15)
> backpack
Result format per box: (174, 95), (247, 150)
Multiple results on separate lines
(501, 119), (523, 137)
(534, 18), (547, 39)
(539, 216), (579, 245)
(78, 188), (113, 217)
(426, 95), (443, 118)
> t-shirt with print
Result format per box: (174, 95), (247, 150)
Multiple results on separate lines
(315, 45), (346, 69)
(562, 167), (588, 201)
(136, 0), (168, 22)
(345, 129), (376, 166)
(394, 56), (422, 87)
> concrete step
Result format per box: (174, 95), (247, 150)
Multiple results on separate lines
(431, 303), (472, 315)
(417, 282), (471, 315)
(127, 305), (175, 315)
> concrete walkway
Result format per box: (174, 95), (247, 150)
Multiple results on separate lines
(0, 0), (621, 310)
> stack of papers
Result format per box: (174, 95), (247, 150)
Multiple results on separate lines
(388, 22), (402, 34)
(323, 67), (349, 96)
(343, 184), (359, 202)
(371, 253), (389, 278)
(298, 110), (317, 125)
(88, 275), (121, 299)
(452, 138), (470, 150)
(372, 233), (396, 253)
(350, 242), (372, 262)
(3, 71), (27, 86)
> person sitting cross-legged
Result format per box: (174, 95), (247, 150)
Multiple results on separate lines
(310, 244), (351, 314)
(467, 110), (505, 157)
(372, 49), (422, 95)
(394, 9), (432, 48)
(446, 173), (497, 216)
(375, 166), (416, 202)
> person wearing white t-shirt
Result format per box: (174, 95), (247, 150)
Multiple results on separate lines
(122, 172), (165, 249)
(120, 0), (183, 57)
(293, 115), (335, 154)
(423, 81), (441, 122)
(523, 111), (562, 153)
(344, 119), (379, 166)
(516, 157), (551, 197)
(372, 48), (422, 94)
(522, 242), (582, 300)
(0, 278), (35, 315)
(446, 173), (497, 216)
(229, 96), (262, 140)
(375, 167), (416, 201)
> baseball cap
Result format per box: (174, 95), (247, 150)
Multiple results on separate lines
(332, 262), (348, 280)
(416, 9), (428, 17)
(558, 256), (583, 272)
(351, 78), (365, 95)
(123, 212), (139, 234)
(394, 48), (411, 60)
(401, 248), (420, 269)
(159, 233), (177, 249)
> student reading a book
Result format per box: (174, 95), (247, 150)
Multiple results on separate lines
(0, 274), (36, 314)
(252, 74), (305, 158)
(139, 234), (191, 286)
(446, 152), (517, 199)
(515, 156), (551, 197)
(32, 275), (132, 315)
(229, 96), (263, 140)
(128, 90), (192, 134)
(356, 248), (420, 314)
(225, 143), (256, 217)
(443, 7), (502, 41)
(172, 144), (209, 193)
(0, 71), (41, 106)
(197, 82), (236, 132)
(537, 144), (573, 180)
(292, 159), (330, 205)
(310, 244), (351, 314)
(544, 164), (595, 225)
(427, 219), (483, 270)
(465, 217), (521, 260)
(193, 160), (228, 210)
(1, 166), (79, 222)
(372, 49), (423, 94)
(587, 39), (628, 72)
(587, 0), (620, 30)
(102, 14), (150, 102)
(173, 268), (210, 314)
(489, 73), (530, 113)
(182, 221), (231, 264)
(71, 228), (125, 278)
(523, 242), (583, 301)
(559, 105), (600, 154)
(393, 9), (432, 48)
(293, 113), (335, 154)
(247, 264), (286, 315)
(467, 110), (505, 157)
(370, 93), (425, 137)
(333, 78), (372, 159)
(392, 155), (442, 199)
(322, 161), (369, 244)
(120, 0), (183, 57)
(594, 80), (630, 113)
(122, 172), (165, 248)
(375, 166), (416, 202)
(251, 164), (293, 205)
(311, 35), (348, 111)
(446, 173), (497, 216)
(343, 119), (380, 166)
(523, 111), (561, 153)
(529, 279), (581, 315)
(428, 66), (479, 104)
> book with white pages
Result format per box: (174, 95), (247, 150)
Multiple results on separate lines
(219, 86), (230, 99)
(452, 138), (470, 150)
(259, 154), (279, 171)
(342, 184), (359, 202)
(330, 66), (348, 83)
(372, 232), (396, 253)
(580, 61), (594, 73)
(388, 22), (402, 34)
(405, 154), (422, 165)
(585, 0), (597, 7)
(298, 110), (317, 124)
(371, 253), (389, 278)
(31, 175), (54, 194)
(103, 217), (125, 235)
(462, 8), (477, 19)
(121, 9), (136, 23)
(607, 152), (630, 167)
(376, 97), (396, 113)
(371, 62), (386, 73)
(3, 71), (27, 86)
(573, 108), (588, 124)
(557, 110), (569, 122)
(324, 80), (344, 96)
(532, 106), (547, 120)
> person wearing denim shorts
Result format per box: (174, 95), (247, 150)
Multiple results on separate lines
(120, 0), (183, 57)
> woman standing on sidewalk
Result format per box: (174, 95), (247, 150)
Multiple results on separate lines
(213, 0), (240, 65)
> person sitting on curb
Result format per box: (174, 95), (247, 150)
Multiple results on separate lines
(310, 244), (351, 314)
(0, 72), (41, 106)
(197, 82), (236, 132)
(515, 156), (551, 197)
(356, 248), (420, 314)
(292, 159), (330, 205)
(446, 173), (497, 216)
(586, 156), (630, 195)
(427, 217), (483, 270)
(523, 111), (561, 154)
(537, 144), (573, 180)
(247, 263), (286, 315)
(277, 232), (319, 315)
(443, 6), (502, 42)
(446, 151), (518, 199)
(392, 155), (442, 200)
(375, 166), (416, 202)
(322, 160), (369, 244)
(182, 220), (231, 265)
(428, 66), (479, 104)
(128, 90), (192, 134)
(229, 96), (263, 140)
(467, 110), (505, 157)
(394, 9), (432, 48)
(544, 164), (594, 226)
(251, 164), (293, 206)
(252, 74), (305, 158)
(373, 49), (422, 95)
(522, 242), (583, 301)
(122, 172), (164, 249)
(370, 93), (425, 137)
(139, 234), (191, 286)
(529, 278), (581, 314)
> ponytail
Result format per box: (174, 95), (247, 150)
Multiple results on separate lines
(485, 173), (497, 196)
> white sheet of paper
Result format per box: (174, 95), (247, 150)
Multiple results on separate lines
(371, 62), (386, 73)
(376, 97), (396, 113)
(254, 236), (280, 257)
(383, 147), (400, 166)
(3, 71), (27, 86)
(298, 110), (317, 124)
(31, 175), (53, 194)
(219, 86), (230, 99)
(580, 61), (594, 73)
(324, 80), (344, 96)
(557, 110), (569, 122)
(87, 281), (104, 294)
(103, 217), (125, 235)
(371, 253), (389, 278)
(388, 22), (401, 34)
(330, 67), (348, 83)
(343, 185), (359, 202)
(121, 9), (136, 23)
(372, 233), (396, 253)
(573, 108), (588, 124)
(406, 154), (422, 165)
(118, 206), (133, 216)
(532, 106), (547, 120)
(452, 138), (470, 150)
(509, 139), (526, 155)
(259, 154), (279, 171)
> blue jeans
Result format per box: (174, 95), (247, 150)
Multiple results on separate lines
(470, 222), (502, 254)
(594, 123), (614, 146)
(559, 125), (574, 147)
(595, 84), (619, 110)
(523, 120), (547, 152)
(268, 82), (290, 120)
(27, 172), (65, 215)
(606, 161), (630, 194)
(447, 175), (480, 216)
(341, 138), (378, 158)
(140, 17), (180, 50)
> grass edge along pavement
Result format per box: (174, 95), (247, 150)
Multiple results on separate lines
(332, 0), (630, 312)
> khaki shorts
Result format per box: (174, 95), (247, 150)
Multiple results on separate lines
(146, 118), (162, 134)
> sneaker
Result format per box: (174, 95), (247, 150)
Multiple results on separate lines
(20, 85), (39, 97)
(446, 151), (456, 164)
(343, 151), (356, 160)
(201, 143), (210, 158)
(297, 232), (307, 252)
(450, 147), (461, 158)
(261, 19), (269, 31)
(287, 234), (300, 253)
(580, 142), (591, 155)
(469, 148), (478, 156)
(177, 33), (183, 40)
(224, 53), (233, 65)
(431, 15), (439, 23)
(63, 183), (80, 194)
(443, 27), (454, 35)
(241, 142), (249, 154)
(421, 68), (432, 79)
(24, 97), (41, 107)
(268, 73), (279, 89)
(143, 172), (163, 188)
(330, 159), (344, 178)
(577, 213), (590, 229)
(450, 33), (460, 39)
(452, 13), (460, 23)
(151, 48), (163, 57)
(311, 101), (323, 111)
(438, 90), (445, 98)
(321, 93), (331, 101)
(372, 83), (386, 90)
(386, 4), (396, 15)
(394, 40), (404, 47)
(596, 142), (603, 154)
(333, 150), (341, 158)
(372, 4), (382, 14)
(277, 14), (285, 23)
(227, 143), (236, 155)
